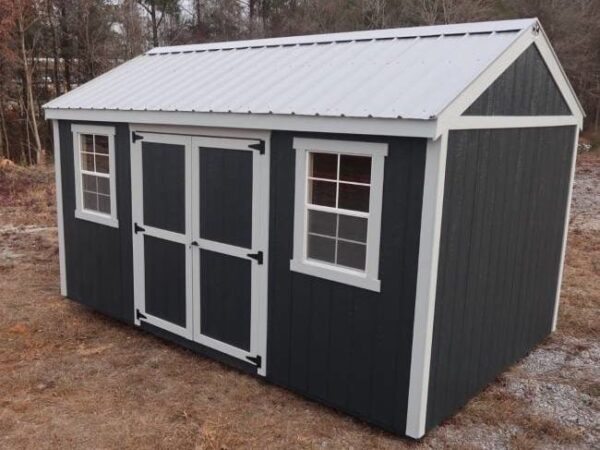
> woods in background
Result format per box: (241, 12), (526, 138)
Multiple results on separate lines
(0, 0), (598, 165)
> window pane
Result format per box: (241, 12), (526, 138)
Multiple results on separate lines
(82, 174), (97, 192)
(310, 152), (337, 180)
(82, 134), (94, 153)
(95, 155), (109, 174)
(81, 152), (95, 171)
(339, 183), (369, 212)
(95, 135), (109, 154)
(307, 234), (335, 264)
(337, 241), (366, 270)
(308, 210), (337, 237)
(97, 194), (111, 214)
(83, 192), (98, 211)
(338, 215), (367, 243)
(340, 155), (371, 183)
(97, 176), (110, 196)
(309, 180), (336, 207)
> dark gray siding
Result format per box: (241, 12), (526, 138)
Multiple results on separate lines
(59, 120), (134, 323)
(267, 131), (426, 434)
(464, 45), (571, 116)
(426, 126), (576, 430)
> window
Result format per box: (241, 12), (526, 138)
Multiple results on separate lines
(71, 124), (118, 227)
(290, 138), (387, 292)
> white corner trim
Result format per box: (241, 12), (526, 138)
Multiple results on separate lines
(552, 128), (579, 331)
(406, 134), (448, 438)
(52, 120), (67, 296)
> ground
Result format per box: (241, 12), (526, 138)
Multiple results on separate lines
(0, 150), (598, 450)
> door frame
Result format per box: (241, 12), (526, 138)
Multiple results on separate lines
(130, 124), (271, 376)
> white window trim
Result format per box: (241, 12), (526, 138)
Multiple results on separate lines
(71, 124), (118, 228)
(290, 137), (387, 292)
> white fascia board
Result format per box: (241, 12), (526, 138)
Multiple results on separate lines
(44, 108), (437, 138)
(406, 134), (448, 438)
(434, 25), (535, 137)
(552, 128), (579, 331)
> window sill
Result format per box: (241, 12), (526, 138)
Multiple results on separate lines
(75, 209), (119, 228)
(290, 259), (381, 292)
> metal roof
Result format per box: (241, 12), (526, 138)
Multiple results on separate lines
(44, 19), (537, 121)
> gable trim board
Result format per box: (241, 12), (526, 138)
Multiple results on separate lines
(436, 23), (584, 135)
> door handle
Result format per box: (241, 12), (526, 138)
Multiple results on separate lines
(247, 251), (263, 265)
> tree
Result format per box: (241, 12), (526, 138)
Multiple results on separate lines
(137, 0), (180, 47)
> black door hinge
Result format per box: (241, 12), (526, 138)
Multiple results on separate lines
(134, 222), (145, 234)
(247, 250), (263, 265)
(132, 131), (144, 143)
(136, 309), (147, 320)
(248, 140), (265, 155)
(246, 354), (262, 368)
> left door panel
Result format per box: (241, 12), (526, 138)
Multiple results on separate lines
(131, 133), (193, 339)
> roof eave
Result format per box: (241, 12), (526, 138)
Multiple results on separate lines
(43, 108), (438, 139)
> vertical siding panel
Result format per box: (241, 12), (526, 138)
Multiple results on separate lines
(463, 45), (571, 116)
(427, 126), (576, 430)
(268, 132), (425, 434)
(267, 132), (294, 385)
(307, 278), (332, 400)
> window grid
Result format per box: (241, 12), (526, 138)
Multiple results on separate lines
(305, 152), (371, 271)
(79, 133), (111, 216)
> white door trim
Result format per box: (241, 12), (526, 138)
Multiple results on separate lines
(131, 131), (194, 340)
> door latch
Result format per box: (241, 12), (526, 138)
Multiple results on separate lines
(134, 222), (145, 234)
(246, 251), (263, 265)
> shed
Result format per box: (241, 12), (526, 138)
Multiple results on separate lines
(43, 18), (584, 438)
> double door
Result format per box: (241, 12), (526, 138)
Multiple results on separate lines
(131, 130), (268, 374)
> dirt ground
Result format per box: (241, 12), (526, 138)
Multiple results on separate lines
(0, 149), (598, 450)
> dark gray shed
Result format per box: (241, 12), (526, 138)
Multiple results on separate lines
(43, 18), (584, 438)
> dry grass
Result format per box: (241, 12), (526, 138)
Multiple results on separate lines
(0, 152), (598, 449)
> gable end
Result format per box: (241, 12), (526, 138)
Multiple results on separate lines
(463, 44), (571, 116)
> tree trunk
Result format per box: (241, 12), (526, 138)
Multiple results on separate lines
(18, 15), (44, 165)
(151, 3), (159, 47)
(0, 97), (9, 161)
(47, 0), (62, 96)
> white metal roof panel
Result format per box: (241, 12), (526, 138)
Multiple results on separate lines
(44, 19), (537, 120)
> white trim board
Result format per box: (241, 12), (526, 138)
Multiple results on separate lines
(52, 120), (67, 296)
(436, 21), (584, 138)
(552, 128), (579, 331)
(406, 134), (448, 438)
(449, 116), (578, 130)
